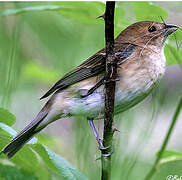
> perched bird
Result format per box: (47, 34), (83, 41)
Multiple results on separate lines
(2, 21), (179, 158)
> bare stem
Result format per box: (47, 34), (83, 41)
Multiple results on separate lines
(102, 2), (116, 180)
(144, 96), (182, 180)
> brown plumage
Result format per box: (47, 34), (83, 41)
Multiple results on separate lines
(2, 21), (178, 158)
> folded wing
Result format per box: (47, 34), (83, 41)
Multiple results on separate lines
(40, 43), (136, 99)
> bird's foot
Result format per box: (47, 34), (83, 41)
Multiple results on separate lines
(95, 143), (114, 160)
(96, 138), (114, 156)
(97, 138), (110, 151)
(102, 148), (114, 157)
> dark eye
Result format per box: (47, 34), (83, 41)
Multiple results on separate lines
(148, 26), (156, 33)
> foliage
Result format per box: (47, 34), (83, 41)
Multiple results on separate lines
(153, 150), (182, 180)
(0, 109), (88, 180)
(0, 2), (182, 180)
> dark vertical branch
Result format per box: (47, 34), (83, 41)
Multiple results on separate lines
(102, 2), (116, 180)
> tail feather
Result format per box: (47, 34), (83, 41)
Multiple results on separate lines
(2, 110), (48, 158)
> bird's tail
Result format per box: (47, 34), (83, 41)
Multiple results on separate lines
(1, 107), (49, 158)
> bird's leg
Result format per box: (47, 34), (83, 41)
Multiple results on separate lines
(88, 119), (106, 150)
(88, 119), (114, 157)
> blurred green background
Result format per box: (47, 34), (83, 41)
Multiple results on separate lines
(0, 1), (182, 180)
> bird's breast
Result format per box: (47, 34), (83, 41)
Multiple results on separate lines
(114, 48), (166, 113)
(59, 49), (166, 118)
(146, 48), (166, 82)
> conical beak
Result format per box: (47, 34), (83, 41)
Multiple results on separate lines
(164, 24), (179, 36)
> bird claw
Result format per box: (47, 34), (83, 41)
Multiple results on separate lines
(88, 119), (114, 158)
(95, 143), (114, 160)
(97, 138), (110, 151)
(102, 145), (114, 157)
(102, 149), (114, 157)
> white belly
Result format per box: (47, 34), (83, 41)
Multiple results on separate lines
(57, 49), (166, 119)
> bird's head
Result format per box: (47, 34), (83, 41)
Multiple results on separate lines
(117, 21), (179, 50)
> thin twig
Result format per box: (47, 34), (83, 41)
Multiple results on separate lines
(102, 2), (116, 180)
(144, 96), (182, 180)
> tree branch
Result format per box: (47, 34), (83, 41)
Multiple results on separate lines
(102, 2), (116, 180)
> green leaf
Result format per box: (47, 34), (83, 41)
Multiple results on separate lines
(0, 5), (62, 17)
(151, 150), (182, 179)
(0, 122), (37, 144)
(165, 44), (182, 65)
(0, 122), (88, 180)
(157, 150), (182, 164)
(45, 146), (88, 180)
(133, 2), (168, 21)
(33, 144), (88, 180)
(54, 1), (105, 24)
(0, 108), (16, 126)
(10, 145), (50, 180)
(153, 160), (182, 180)
(161, 150), (182, 158)
(0, 164), (37, 180)
(168, 30), (182, 42)
(0, 123), (17, 138)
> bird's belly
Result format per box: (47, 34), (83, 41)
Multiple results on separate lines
(64, 52), (166, 118)
(114, 77), (157, 114)
(65, 74), (162, 118)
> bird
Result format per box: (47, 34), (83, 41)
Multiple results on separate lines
(1, 21), (179, 158)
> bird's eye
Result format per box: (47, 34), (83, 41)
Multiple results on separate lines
(148, 26), (156, 33)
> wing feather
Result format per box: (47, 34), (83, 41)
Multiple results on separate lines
(40, 43), (136, 99)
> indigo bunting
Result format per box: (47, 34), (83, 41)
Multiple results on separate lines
(2, 21), (179, 158)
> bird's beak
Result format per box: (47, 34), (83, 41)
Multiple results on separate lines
(164, 24), (179, 36)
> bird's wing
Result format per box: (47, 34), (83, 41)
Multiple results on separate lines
(40, 53), (106, 99)
(40, 43), (136, 99)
